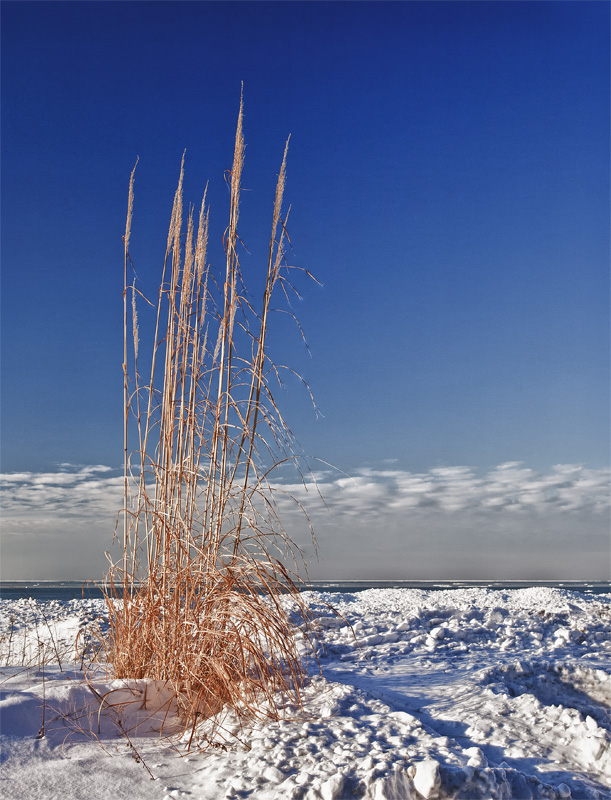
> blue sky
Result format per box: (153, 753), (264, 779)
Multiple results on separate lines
(1, 1), (609, 580)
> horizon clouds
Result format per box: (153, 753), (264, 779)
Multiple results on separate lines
(1, 461), (609, 580)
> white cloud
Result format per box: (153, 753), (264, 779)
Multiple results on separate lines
(1, 461), (609, 579)
(274, 462), (610, 518)
(0, 469), (123, 520)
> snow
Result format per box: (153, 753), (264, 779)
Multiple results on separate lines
(1, 587), (610, 799)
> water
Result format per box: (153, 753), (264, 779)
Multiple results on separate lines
(0, 581), (112, 602)
(306, 580), (611, 596)
(1, 579), (609, 602)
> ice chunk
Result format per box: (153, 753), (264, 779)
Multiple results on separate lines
(390, 710), (418, 728)
(464, 747), (488, 769)
(375, 769), (417, 800)
(262, 766), (284, 782)
(319, 773), (345, 800)
(579, 735), (605, 763)
(413, 759), (441, 799)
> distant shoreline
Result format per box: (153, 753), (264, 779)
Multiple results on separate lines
(1, 578), (609, 602)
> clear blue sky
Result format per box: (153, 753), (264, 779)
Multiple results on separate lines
(1, 2), (609, 580)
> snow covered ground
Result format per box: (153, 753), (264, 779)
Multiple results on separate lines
(1, 587), (610, 799)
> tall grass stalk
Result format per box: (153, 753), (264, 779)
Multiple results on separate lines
(102, 97), (316, 746)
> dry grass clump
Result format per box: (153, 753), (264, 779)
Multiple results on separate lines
(100, 96), (317, 747)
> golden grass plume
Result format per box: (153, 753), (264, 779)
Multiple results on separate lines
(101, 94), (318, 748)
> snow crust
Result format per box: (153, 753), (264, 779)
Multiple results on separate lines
(1, 587), (610, 799)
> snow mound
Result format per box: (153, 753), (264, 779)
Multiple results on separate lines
(1, 587), (610, 799)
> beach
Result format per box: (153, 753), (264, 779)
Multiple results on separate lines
(1, 586), (610, 799)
